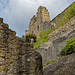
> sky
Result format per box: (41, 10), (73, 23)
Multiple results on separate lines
(0, 0), (75, 37)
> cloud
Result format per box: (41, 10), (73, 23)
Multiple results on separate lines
(0, 0), (75, 37)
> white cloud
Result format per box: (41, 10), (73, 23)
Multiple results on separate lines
(0, 0), (75, 37)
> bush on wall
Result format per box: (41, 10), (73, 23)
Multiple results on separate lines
(60, 38), (75, 55)
(26, 33), (36, 43)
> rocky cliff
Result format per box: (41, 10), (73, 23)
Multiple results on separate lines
(37, 16), (75, 64)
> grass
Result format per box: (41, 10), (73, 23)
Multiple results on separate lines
(33, 29), (54, 50)
(43, 59), (58, 67)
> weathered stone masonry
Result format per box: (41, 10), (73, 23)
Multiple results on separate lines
(0, 18), (43, 75)
(25, 6), (56, 37)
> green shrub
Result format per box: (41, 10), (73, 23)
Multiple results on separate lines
(26, 33), (36, 43)
(43, 59), (58, 67)
(60, 38), (75, 55)
(34, 38), (48, 50)
(33, 29), (54, 50)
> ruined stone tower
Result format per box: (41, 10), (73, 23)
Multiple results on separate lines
(37, 6), (50, 22)
(25, 6), (51, 36)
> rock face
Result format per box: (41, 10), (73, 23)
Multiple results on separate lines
(0, 17), (43, 75)
(25, 6), (56, 37)
(37, 16), (75, 64)
(43, 53), (75, 75)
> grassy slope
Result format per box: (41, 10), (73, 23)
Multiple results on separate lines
(34, 2), (75, 50)
(52, 2), (75, 28)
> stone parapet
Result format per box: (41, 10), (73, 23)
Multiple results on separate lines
(48, 16), (75, 41)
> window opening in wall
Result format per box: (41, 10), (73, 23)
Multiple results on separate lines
(32, 31), (33, 34)
(37, 25), (39, 30)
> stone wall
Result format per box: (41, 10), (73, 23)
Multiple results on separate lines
(0, 18), (27, 75)
(48, 16), (75, 41)
(0, 18), (43, 75)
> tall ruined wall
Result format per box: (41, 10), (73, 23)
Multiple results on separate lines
(25, 6), (51, 36)
(0, 18), (43, 75)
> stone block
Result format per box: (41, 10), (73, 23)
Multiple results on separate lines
(6, 59), (13, 64)
(0, 65), (5, 70)
(0, 57), (5, 65)
(0, 51), (5, 57)
(6, 53), (11, 59)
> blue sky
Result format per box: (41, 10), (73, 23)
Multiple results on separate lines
(0, 0), (75, 37)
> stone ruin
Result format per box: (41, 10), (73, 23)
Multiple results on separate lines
(0, 18), (43, 75)
(25, 6), (56, 37)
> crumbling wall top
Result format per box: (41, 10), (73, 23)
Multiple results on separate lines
(0, 18), (3, 23)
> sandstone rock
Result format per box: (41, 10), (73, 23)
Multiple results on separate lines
(0, 65), (5, 70)
(0, 51), (5, 57)
(0, 57), (5, 65)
